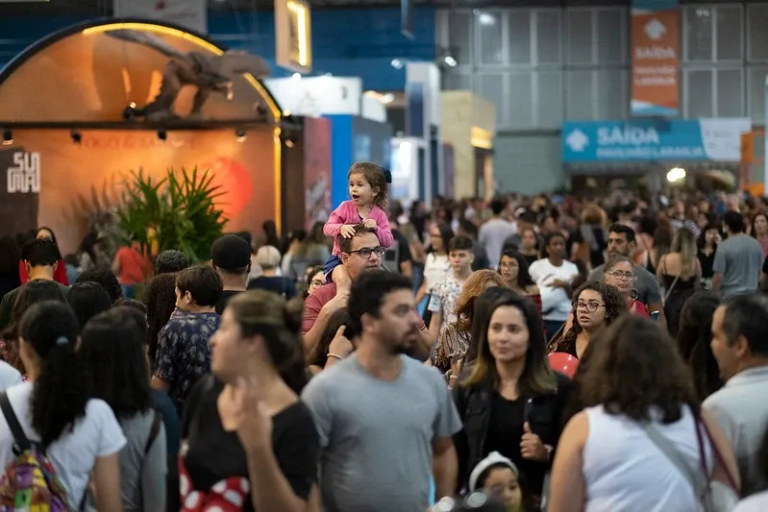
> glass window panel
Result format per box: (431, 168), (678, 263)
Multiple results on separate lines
(596, 9), (623, 64)
(748, 68), (768, 123)
(685, 69), (714, 118)
(477, 10), (504, 65)
(716, 6), (742, 62)
(452, 11), (472, 65)
(566, 70), (594, 120)
(536, 70), (563, 128)
(716, 69), (743, 116)
(508, 72), (534, 129)
(536, 10), (561, 65)
(444, 71), (470, 91)
(476, 73), (507, 126)
(685, 6), (714, 62)
(567, 9), (593, 64)
(595, 69), (627, 120)
(748, 5), (768, 61)
(508, 10), (531, 65)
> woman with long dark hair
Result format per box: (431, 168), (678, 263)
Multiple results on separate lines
(498, 248), (541, 314)
(79, 309), (167, 512)
(0, 301), (125, 510)
(415, 223), (454, 317)
(0, 280), (67, 376)
(548, 315), (739, 512)
(677, 291), (722, 401)
(19, 227), (68, 285)
(453, 288), (572, 499)
(180, 290), (319, 511)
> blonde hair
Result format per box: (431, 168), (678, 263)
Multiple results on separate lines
(581, 203), (606, 226)
(255, 245), (281, 270)
(671, 228), (698, 279)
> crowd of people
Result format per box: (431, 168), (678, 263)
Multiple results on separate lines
(0, 165), (765, 512)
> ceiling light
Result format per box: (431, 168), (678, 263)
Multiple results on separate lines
(443, 55), (457, 67)
(2, 128), (11, 146)
(391, 58), (404, 69)
(382, 93), (395, 103)
(291, 73), (302, 80)
(666, 167), (686, 183)
(478, 12), (496, 25)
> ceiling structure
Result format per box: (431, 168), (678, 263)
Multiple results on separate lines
(0, 0), (759, 15)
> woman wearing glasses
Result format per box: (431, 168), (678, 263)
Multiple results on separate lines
(602, 256), (650, 317)
(548, 281), (626, 359)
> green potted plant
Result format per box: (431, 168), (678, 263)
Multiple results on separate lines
(118, 166), (227, 263)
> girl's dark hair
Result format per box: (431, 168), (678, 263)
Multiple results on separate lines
(752, 212), (768, 239)
(348, 162), (390, 209)
(552, 281), (626, 354)
(79, 309), (153, 419)
(428, 223), (455, 254)
(577, 315), (699, 423)
(308, 309), (349, 368)
(36, 227), (62, 261)
(3, 281), (67, 374)
(263, 220), (281, 250)
(227, 290), (307, 393)
(475, 464), (536, 512)
(698, 223), (720, 250)
(20, 301), (89, 446)
(462, 288), (556, 396)
(0, 236), (21, 276)
(499, 249), (536, 289)
(144, 273), (178, 366)
(76, 267), (123, 303)
(67, 282), (112, 330)
(676, 291), (722, 401)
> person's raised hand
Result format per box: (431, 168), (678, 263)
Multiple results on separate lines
(340, 225), (356, 239)
(520, 421), (547, 461)
(329, 325), (354, 357)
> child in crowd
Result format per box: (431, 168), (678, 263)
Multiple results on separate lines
(323, 162), (394, 294)
(469, 452), (534, 512)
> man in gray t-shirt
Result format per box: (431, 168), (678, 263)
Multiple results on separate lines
(713, 212), (764, 298)
(301, 271), (462, 512)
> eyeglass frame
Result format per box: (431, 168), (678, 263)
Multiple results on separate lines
(605, 269), (635, 280)
(346, 246), (387, 259)
(573, 300), (605, 313)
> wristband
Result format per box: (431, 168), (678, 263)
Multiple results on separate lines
(327, 353), (344, 361)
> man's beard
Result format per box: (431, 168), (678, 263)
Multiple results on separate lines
(387, 330), (420, 355)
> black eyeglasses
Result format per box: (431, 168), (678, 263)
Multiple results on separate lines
(573, 300), (605, 313)
(348, 247), (387, 259)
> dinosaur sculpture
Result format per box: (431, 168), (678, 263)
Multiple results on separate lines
(105, 29), (271, 122)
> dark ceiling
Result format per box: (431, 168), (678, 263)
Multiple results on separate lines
(0, 0), (757, 15)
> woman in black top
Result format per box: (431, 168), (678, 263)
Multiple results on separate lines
(697, 223), (719, 289)
(453, 288), (573, 499)
(181, 290), (319, 511)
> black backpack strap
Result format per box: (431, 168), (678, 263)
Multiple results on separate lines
(144, 410), (162, 454)
(0, 392), (30, 453)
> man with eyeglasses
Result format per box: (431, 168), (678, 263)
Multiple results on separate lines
(302, 223), (433, 359)
(589, 224), (666, 329)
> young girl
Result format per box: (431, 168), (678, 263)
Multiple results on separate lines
(323, 162), (393, 293)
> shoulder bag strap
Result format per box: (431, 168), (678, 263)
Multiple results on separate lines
(695, 416), (739, 492)
(664, 275), (680, 303)
(0, 391), (30, 452)
(641, 421), (706, 499)
(144, 410), (162, 454)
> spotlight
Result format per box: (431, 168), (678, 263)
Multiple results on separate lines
(2, 128), (12, 146)
(235, 129), (246, 142)
(285, 139), (295, 148)
(157, 128), (167, 142)
(70, 129), (82, 144)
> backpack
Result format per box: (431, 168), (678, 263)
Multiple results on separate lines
(0, 392), (73, 511)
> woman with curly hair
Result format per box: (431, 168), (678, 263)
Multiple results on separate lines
(433, 269), (506, 376)
(548, 281), (626, 359)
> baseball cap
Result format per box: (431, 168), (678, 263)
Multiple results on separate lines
(211, 234), (252, 271)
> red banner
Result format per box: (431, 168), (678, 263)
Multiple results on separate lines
(631, 1), (680, 116)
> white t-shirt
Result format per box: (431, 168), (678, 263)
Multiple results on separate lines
(528, 258), (579, 322)
(0, 362), (22, 391)
(735, 490), (768, 512)
(423, 253), (451, 294)
(0, 382), (126, 507)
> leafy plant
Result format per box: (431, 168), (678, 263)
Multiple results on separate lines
(118, 166), (227, 263)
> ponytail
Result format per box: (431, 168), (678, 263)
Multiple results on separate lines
(20, 302), (89, 447)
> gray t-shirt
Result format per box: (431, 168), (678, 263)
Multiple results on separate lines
(301, 353), (462, 512)
(115, 410), (167, 512)
(713, 234), (764, 298)
(590, 263), (662, 306)
(479, 218), (517, 268)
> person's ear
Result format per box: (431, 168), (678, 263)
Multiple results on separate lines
(372, 186), (380, 198)
(340, 252), (350, 265)
(734, 335), (750, 359)
(360, 312), (376, 333)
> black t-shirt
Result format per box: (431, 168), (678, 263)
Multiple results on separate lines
(181, 376), (319, 511)
(392, 229), (413, 269)
(216, 289), (244, 315)
(247, 276), (297, 299)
